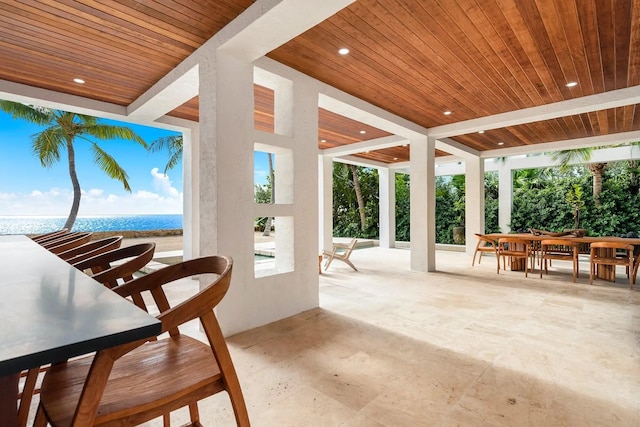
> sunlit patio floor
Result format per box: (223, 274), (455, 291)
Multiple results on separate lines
(30, 247), (640, 426)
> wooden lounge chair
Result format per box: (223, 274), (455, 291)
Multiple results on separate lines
(323, 238), (358, 271)
(34, 256), (250, 427)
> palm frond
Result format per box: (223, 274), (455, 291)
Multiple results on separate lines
(0, 100), (53, 125)
(32, 127), (66, 167)
(83, 124), (147, 148)
(90, 143), (131, 192)
(551, 148), (593, 170)
(149, 135), (183, 173)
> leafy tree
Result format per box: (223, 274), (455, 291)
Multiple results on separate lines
(0, 101), (147, 230)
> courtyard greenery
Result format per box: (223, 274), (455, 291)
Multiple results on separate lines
(330, 159), (640, 243)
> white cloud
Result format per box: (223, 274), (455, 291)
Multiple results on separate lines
(151, 168), (180, 197)
(0, 169), (183, 216)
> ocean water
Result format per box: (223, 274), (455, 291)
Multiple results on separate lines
(0, 214), (183, 235)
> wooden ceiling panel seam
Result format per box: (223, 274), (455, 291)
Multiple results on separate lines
(58, 0), (203, 50)
(96, 0), (212, 46)
(429, 0), (544, 110)
(552, 0), (592, 98)
(0, 29), (168, 87)
(592, 0), (616, 92)
(439, 0), (545, 109)
(0, 42), (158, 92)
(532, 0), (582, 100)
(30, 0), (195, 57)
(368, 1), (510, 117)
(513, 0), (573, 104)
(270, 35), (440, 128)
(313, 20), (465, 122)
(628, 3), (640, 87)
(2, 2), (188, 63)
(613, 0), (633, 89)
(575, 0), (606, 93)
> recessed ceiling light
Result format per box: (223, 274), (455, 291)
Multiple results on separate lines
(73, 78), (85, 84)
(498, 142), (505, 146)
(402, 144), (408, 147)
(320, 139), (326, 143)
(444, 111), (452, 115)
(478, 130), (485, 134)
(365, 151), (370, 153)
(338, 48), (350, 55)
(359, 130), (366, 134)
(393, 157), (398, 160)
(566, 81), (578, 87)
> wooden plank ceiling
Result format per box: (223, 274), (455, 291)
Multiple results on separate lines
(1, 0), (638, 165)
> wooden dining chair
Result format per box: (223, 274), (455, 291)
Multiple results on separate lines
(471, 233), (499, 270)
(34, 255), (250, 427)
(539, 239), (579, 282)
(589, 241), (635, 288)
(73, 242), (156, 289)
(31, 228), (68, 244)
(43, 231), (93, 255)
(323, 238), (358, 271)
(497, 237), (533, 277)
(57, 235), (123, 264)
(17, 241), (154, 427)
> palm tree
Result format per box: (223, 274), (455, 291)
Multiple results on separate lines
(551, 148), (606, 206)
(349, 164), (366, 231)
(148, 134), (183, 174)
(0, 101), (147, 230)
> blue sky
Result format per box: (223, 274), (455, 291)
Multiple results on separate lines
(0, 107), (270, 216)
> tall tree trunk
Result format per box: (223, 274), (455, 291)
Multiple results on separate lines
(349, 164), (366, 231)
(263, 153), (275, 236)
(588, 163), (606, 207)
(63, 138), (81, 230)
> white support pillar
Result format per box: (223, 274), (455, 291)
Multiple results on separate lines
(379, 167), (396, 248)
(182, 125), (199, 261)
(199, 51), (255, 335)
(465, 156), (484, 254)
(498, 163), (513, 233)
(410, 135), (436, 271)
(319, 155), (333, 253)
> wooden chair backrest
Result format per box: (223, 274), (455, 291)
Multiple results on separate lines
(43, 232), (93, 254)
(40, 231), (89, 249)
(73, 243), (156, 289)
(498, 237), (530, 251)
(58, 235), (123, 263)
(590, 241), (634, 252)
(34, 256), (245, 427)
(31, 228), (68, 244)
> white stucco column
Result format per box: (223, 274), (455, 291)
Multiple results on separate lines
(465, 156), (484, 254)
(319, 155), (333, 253)
(198, 51), (255, 335)
(379, 167), (396, 248)
(181, 125), (199, 261)
(498, 162), (513, 233)
(410, 135), (436, 271)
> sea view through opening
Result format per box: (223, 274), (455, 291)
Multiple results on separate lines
(0, 214), (183, 235)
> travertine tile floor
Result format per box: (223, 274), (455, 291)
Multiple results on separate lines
(31, 247), (640, 426)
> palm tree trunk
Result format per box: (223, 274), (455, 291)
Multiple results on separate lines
(63, 139), (81, 230)
(589, 163), (606, 207)
(349, 164), (366, 231)
(263, 153), (275, 236)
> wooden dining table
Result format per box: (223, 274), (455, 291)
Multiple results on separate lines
(0, 235), (161, 426)
(485, 232), (640, 280)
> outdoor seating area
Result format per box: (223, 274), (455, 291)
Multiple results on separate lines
(14, 244), (638, 426)
(3, 233), (249, 427)
(474, 232), (640, 288)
